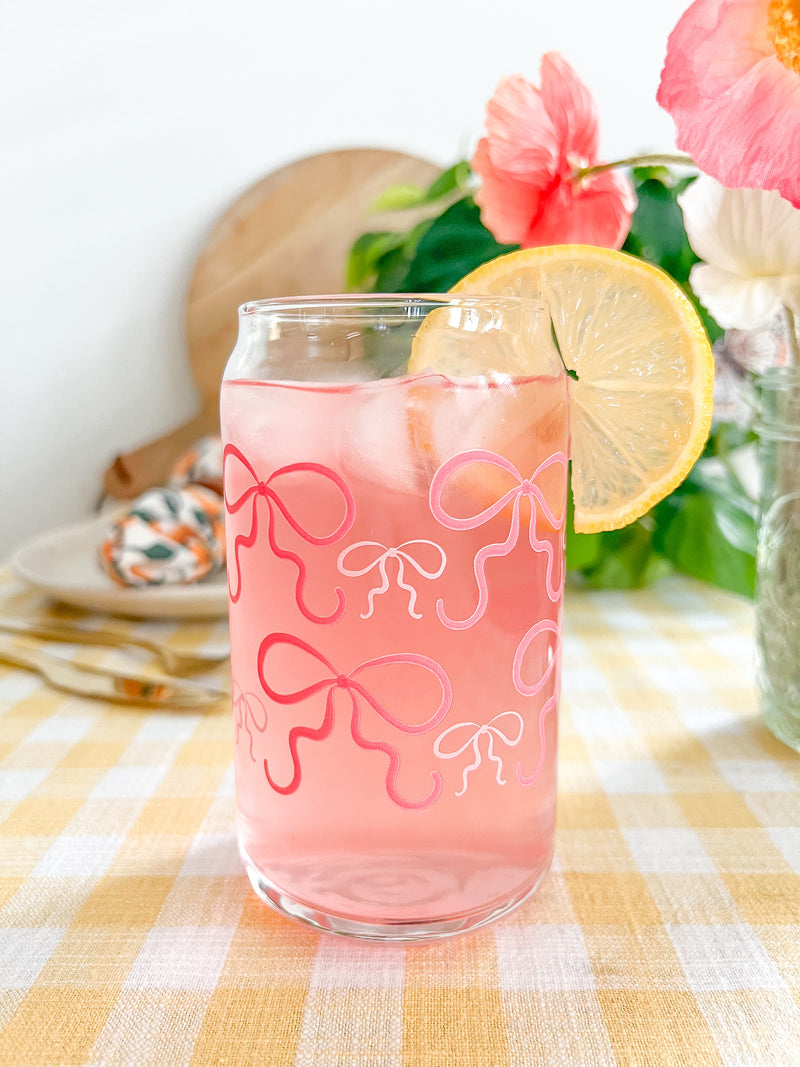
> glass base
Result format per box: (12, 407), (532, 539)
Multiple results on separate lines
(240, 845), (552, 941)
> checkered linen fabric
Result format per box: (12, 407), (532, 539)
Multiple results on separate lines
(1, 568), (799, 1067)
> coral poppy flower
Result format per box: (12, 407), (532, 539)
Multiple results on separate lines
(471, 54), (635, 249)
(657, 0), (800, 207)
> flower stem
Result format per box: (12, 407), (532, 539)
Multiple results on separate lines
(572, 153), (696, 180)
(785, 305), (800, 366)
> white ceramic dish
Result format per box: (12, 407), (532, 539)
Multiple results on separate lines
(11, 511), (229, 619)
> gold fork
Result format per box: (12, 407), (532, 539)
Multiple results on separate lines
(0, 617), (229, 675)
(0, 638), (227, 709)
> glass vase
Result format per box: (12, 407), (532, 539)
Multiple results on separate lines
(755, 366), (800, 751)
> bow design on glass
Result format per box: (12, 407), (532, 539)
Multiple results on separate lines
(512, 620), (560, 698)
(512, 619), (560, 786)
(337, 540), (447, 620)
(429, 449), (567, 630)
(257, 633), (452, 809)
(515, 695), (557, 786)
(232, 681), (268, 762)
(223, 444), (355, 623)
(433, 711), (524, 796)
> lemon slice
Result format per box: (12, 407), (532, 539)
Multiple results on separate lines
(408, 245), (714, 534)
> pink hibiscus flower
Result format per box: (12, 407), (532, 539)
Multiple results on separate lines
(657, 0), (800, 207)
(471, 54), (635, 249)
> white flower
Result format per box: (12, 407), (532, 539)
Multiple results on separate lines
(678, 176), (800, 331)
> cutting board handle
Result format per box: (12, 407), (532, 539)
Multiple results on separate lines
(102, 411), (218, 500)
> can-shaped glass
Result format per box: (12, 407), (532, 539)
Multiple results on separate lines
(220, 294), (569, 939)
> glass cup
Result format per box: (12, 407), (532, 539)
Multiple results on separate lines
(220, 294), (569, 939)
(755, 366), (800, 751)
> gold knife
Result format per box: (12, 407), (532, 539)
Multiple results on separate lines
(0, 638), (228, 709)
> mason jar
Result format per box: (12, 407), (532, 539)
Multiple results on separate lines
(754, 366), (800, 751)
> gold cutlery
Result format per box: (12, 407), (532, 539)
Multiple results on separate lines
(0, 617), (229, 675)
(0, 637), (227, 709)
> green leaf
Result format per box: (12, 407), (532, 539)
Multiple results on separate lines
(709, 421), (758, 457)
(565, 450), (757, 596)
(622, 173), (697, 285)
(565, 492), (604, 571)
(422, 161), (472, 204)
(687, 288), (725, 346)
(622, 170), (723, 344)
(566, 527), (605, 572)
(346, 231), (407, 291)
(652, 490), (756, 596)
(400, 198), (518, 292)
(565, 490), (671, 588)
(370, 184), (428, 213)
(572, 520), (670, 589)
(367, 162), (472, 214)
(372, 219), (436, 291)
(686, 460), (759, 556)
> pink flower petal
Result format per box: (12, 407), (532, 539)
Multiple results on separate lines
(471, 137), (548, 246)
(483, 74), (558, 181)
(658, 0), (770, 110)
(673, 58), (800, 207)
(539, 52), (599, 163)
(658, 0), (800, 207)
(524, 170), (636, 250)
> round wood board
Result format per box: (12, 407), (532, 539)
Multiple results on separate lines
(186, 146), (441, 407)
(103, 147), (440, 498)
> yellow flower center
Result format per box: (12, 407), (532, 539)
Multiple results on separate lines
(769, 0), (800, 74)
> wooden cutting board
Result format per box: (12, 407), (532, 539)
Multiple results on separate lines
(103, 147), (440, 499)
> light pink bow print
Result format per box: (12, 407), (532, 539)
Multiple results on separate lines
(257, 633), (452, 809)
(516, 694), (557, 787)
(232, 681), (268, 763)
(512, 618), (560, 786)
(337, 540), (447, 620)
(429, 449), (567, 629)
(223, 444), (355, 623)
(512, 619), (560, 697)
(433, 711), (524, 796)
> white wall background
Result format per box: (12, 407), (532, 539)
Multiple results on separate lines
(1, 0), (689, 560)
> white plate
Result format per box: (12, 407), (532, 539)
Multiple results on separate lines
(11, 511), (229, 619)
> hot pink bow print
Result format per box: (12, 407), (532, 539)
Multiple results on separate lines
(429, 449), (567, 629)
(433, 711), (524, 797)
(223, 444), (355, 623)
(232, 681), (268, 762)
(257, 633), (452, 809)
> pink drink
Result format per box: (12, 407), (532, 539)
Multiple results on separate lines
(221, 368), (569, 938)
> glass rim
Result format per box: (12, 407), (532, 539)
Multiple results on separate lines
(238, 292), (549, 317)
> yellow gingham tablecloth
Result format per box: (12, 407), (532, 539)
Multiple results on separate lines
(1, 568), (799, 1067)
